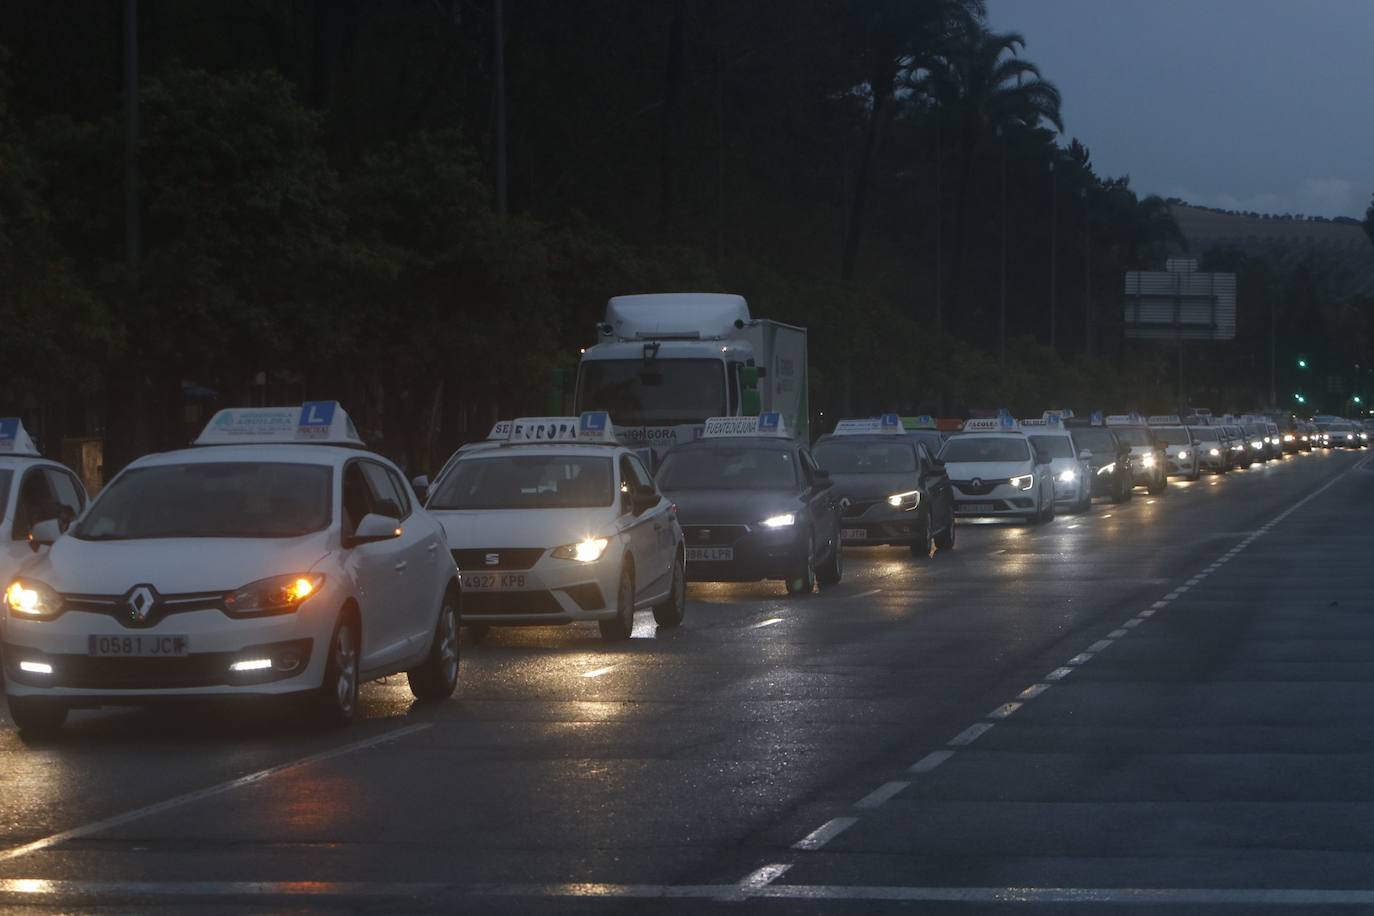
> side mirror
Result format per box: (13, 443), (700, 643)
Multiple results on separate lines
(27, 518), (63, 553)
(410, 475), (430, 503)
(347, 513), (402, 548)
(1078, 449), (1093, 461)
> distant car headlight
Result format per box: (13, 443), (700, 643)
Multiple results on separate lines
(1057, 469), (1078, 484)
(1283, 434), (1295, 442)
(1209, 448), (1220, 457)
(6, 579), (62, 620)
(1140, 453), (1156, 468)
(552, 537), (611, 562)
(759, 513), (796, 529)
(1008, 474), (1034, 490)
(1096, 462), (1116, 476)
(1251, 440), (1263, 449)
(1177, 450), (1190, 460)
(224, 573), (325, 617)
(886, 490), (921, 510)
(1362, 433), (1369, 441)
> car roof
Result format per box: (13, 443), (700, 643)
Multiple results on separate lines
(0, 455), (63, 472)
(671, 436), (797, 451)
(456, 444), (627, 459)
(127, 444), (377, 470)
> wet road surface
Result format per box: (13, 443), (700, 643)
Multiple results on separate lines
(0, 448), (1370, 913)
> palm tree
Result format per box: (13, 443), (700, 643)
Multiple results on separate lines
(932, 27), (1063, 334)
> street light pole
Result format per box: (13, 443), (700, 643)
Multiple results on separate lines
(1049, 158), (1057, 351)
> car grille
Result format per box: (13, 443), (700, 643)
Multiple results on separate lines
(842, 499), (880, 518)
(451, 548), (546, 571)
(951, 479), (1005, 497)
(464, 590), (565, 615)
(62, 592), (226, 629)
(680, 525), (750, 546)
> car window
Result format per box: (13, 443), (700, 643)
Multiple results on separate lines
(657, 446), (798, 490)
(428, 455), (615, 510)
(1029, 435), (1074, 460)
(938, 436), (1030, 463)
(44, 468), (85, 520)
(11, 468), (56, 540)
(1071, 428), (1117, 455)
(359, 461), (406, 520)
(626, 454), (655, 490)
(341, 463), (376, 534)
(1154, 427), (1192, 446)
(813, 440), (918, 474)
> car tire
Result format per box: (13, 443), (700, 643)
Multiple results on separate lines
(785, 532), (816, 596)
(909, 510), (933, 558)
(9, 696), (67, 738)
(652, 554), (686, 628)
(599, 565), (635, 641)
(407, 591), (460, 701)
(933, 512), (956, 550)
(817, 533), (844, 585)
(316, 613), (360, 727)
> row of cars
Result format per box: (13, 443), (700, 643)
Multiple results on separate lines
(1, 401), (1366, 735)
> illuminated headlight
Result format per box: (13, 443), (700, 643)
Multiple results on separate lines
(1096, 462), (1116, 476)
(19, 660), (53, 675)
(1251, 440), (1263, 449)
(886, 490), (921, 510)
(229, 658), (273, 672)
(759, 513), (796, 529)
(6, 579), (62, 620)
(224, 573), (325, 616)
(1057, 469), (1078, 484)
(1177, 450), (1190, 460)
(552, 537), (611, 562)
(1209, 448), (1220, 457)
(1362, 433), (1369, 440)
(1008, 474), (1034, 491)
(1283, 434), (1294, 442)
(1140, 453), (1156, 468)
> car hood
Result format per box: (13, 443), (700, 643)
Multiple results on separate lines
(660, 489), (802, 526)
(941, 461), (1031, 481)
(26, 533), (332, 595)
(431, 508), (618, 548)
(826, 472), (920, 501)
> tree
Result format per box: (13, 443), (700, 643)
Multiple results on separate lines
(1364, 193), (1373, 250)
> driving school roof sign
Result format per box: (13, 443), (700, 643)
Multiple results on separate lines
(0, 418), (40, 456)
(702, 413), (789, 438)
(505, 412), (617, 444)
(833, 414), (903, 436)
(196, 402), (363, 446)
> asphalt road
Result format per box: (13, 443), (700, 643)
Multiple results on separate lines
(0, 446), (1369, 914)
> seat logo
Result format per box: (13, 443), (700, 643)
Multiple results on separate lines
(127, 585), (156, 623)
(485, 553), (500, 566)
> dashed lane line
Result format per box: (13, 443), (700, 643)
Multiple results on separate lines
(947, 723), (994, 747)
(909, 750), (954, 773)
(792, 817), (859, 851)
(1017, 683), (1052, 700)
(987, 702), (1022, 720)
(854, 781), (910, 809)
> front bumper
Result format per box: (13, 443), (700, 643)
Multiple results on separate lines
(838, 502), (922, 545)
(458, 551), (620, 626)
(682, 525), (806, 582)
(951, 482), (1036, 517)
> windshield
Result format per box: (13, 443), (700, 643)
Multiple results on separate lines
(905, 431), (945, 453)
(657, 446), (797, 490)
(1112, 428), (1152, 447)
(1029, 435), (1074, 460)
(812, 440), (917, 474)
(1189, 427), (1220, 443)
(429, 455), (613, 510)
(0, 469), (11, 521)
(939, 436), (1029, 463)
(1154, 427), (1191, 445)
(1072, 429), (1117, 455)
(576, 358), (726, 426)
(74, 462), (331, 540)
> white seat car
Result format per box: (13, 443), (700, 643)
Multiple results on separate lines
(0, 420), (89, 617)
(4, 403), (460, 735)
(939, 418), (1056, 523)
(425, 412), (685, 643)
(1021, 416), (1092, 513)
(1148, 417), (1201, 480)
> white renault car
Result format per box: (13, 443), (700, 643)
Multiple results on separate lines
(1021, 416), (1092, 513)
(425, 412), (685, 643)
(4, 403), (460, 735)
(938, 418), (1056, 523)
(0, 420), (89, 620)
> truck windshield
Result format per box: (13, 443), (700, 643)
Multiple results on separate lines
(576, 358), (726, 426)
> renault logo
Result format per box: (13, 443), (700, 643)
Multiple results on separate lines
(971, 477), (983, 489)
(127, 585), (156, 623)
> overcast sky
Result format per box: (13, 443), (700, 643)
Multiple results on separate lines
(986, 0), (1374, 219)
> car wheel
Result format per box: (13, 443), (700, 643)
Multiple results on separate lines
(407, 592), (460, 701)
(317, 614), (360, 727)
(652, 554), (686, 628)
(9, 696), (67, 738)
(785, 532), (816, 596)
(817, 532), (844, 585)
(599, 565), (635, 641)
(909, 510), (933, 558)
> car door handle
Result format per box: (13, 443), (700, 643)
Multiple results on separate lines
(394, 561), (408, 572)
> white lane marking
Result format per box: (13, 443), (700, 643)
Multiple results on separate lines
(987, 702), (1022, 720)
(738, 864), (791, 889)
(1186, 577), (1202, 585)
(1139, 609), (1156, 617)
(0, 723), (432, 864)
(1018, 683), (1051, 700)
(948, 723), (994, 747)
(910, 750), (954, 773)
(1108, 629), (1128, 638)
(1067, 652), (1094, 665)
(1045, 667), (1074, 681)
(1087, 640), (1113, 653)
(1152, 600), (1169, 608)
(988, 549), (1006, 555)
(1100, 513), (1112, 518)
(1123, 619), (1143, 629)
(582, 666), (617, 678)
(849, 588), (882, 600)
(854, 781), (910, 809)
(1165, 590), (1182, 599)
(749, 618), (784, 629)
(1066, 524), (1081, 529)
(792, 817), (859, 850)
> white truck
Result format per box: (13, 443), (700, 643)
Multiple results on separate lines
(573, 294), (808, 461)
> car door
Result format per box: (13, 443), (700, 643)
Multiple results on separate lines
(341, 460), (412, 672)
(798, 447), (838, 557)
(368, 460), (442, 652)
(625, 453), (672, 602)
(616, 454), (661, 605)
(918, 444), (952, 532)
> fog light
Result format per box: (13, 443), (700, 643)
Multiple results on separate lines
(229, 658), (273, 672)
(274, 651), (302, 672)
(19, 660), (52, 675)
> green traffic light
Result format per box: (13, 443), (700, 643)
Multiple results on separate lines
(1355, 396), (1364, 404)
(1297, 359), (1308, 368)
(1294, 393), (1306, 403)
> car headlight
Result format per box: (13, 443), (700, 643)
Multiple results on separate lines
(1008, 474), (1035, 490)
(1209, 448), (1220, 457)
(886, 490), (921, 510)
(224, 573), (325, 617)
(1140, 453), (1156, 468)
(1362, 433), (1369, 440)
(1096, 462), (1116, 476)
(1283, 434), (1294, 442)
(552, 537), (610, 562)
(1057, 469), (1078, 484)
(1177, 450), (1190, 460)
(6, 579), (62, 620)
(759, 513), (796, 529)
(1251, 440), (1263, 449)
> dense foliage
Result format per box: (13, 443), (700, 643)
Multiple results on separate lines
(0, 1), (1369, 475)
